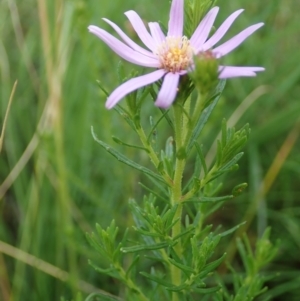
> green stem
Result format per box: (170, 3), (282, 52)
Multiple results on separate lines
(183, 92), (207, 147)
(117, 264), (150, 301)
(170, 104), (187, 301)
(182, 94), (192, 143)
(170, 161), (184, 301)
(169, 93), (211, 301)
(181, 165), (218, 202)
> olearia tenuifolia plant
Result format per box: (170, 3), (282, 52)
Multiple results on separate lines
(85, 0), (278, 300)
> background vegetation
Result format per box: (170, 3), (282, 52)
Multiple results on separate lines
(0, 0), (299, 300)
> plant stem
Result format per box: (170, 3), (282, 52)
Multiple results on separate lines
(117, 264), (150, 301)
(183, 92), (206, 147)
(181, 154), (218, 203)
(170, 104), (187, 301)
(170, 161), (184, 301)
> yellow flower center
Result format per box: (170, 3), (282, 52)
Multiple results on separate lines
(156, 36), (194, 73)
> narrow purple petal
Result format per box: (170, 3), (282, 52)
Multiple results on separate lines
(213, 23), (264, 57)
(149, 22), (166, 45)
(219, 66), (265, 78)
(124, 10), (157, 51)
(102, 18), (157, 58)
(155, 72), (180, 108)
(167, 0), (184, 37)
(203, 9), (244, 51)
(190, 7), (219, 51)
(106, 69), (167, 109)
(88, 25), (160, 68)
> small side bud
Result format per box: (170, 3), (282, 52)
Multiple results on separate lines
(165, 136), (174, 159)
(232, 183), (248, 197)
(189, 50), (219, 94)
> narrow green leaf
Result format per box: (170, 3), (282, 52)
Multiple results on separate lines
(221, 119), (227, 147)
(216, 140), (223, 166)
(120, 228), (129, 248)
(165, 217), (181, 232)
(112, 136), (149, 152)
(195, 142), (208, 176)
(106, 220), (118, 240)
(138, 182), (168, 203)
(196, 224), (213, 239)
(144, 255), (168, 264)
(168, 246), (181, 262)
(95, 223), (104, 237)
(227, 127), (234, 142)
(133, 226), (163, 238)
(162, 204), (178, 226)
(169, 258), (195, 273)
(219, 152), (244, 171)
(129, 199), (151, 227)
(205, 202), (224, 218)
(183, 154), (202, 193)
(210, 166), (239, 182)
(187, 80), (226, 153)
(166, 283), (189, 292)
(219, 221), (246, 237)
(236, 237), (251, 273)
(121, 241), (169, 253)
(91, 127), (164, 183)
(242, 233), (254, 259)
(159, 107), (174, 129)
(186, 195), (233, 203)
(144, 172), (170, 195)
(192, 286), (221, 294)
(88, 260), (117, 276)
(136, 86), (150, 106)
(173, 225), (195, 241)
(140, 271), (173, 287)
(161, 150), (174, 177)
(86, 233), (106, 258)
(113, 105), (136, 130)
(222, 138), (247, 163)
(197, 253), (226, 278)
(116, 61), (125, 84)
(96, 80), (109, 96)
(147, 109), (171, 143)
(85, 292), (122, 301)
(126, 255), (140, 277)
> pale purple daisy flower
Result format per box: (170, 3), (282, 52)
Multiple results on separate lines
(88, 0), (264, 109)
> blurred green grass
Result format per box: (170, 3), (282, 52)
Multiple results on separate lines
(0, 0), (300, 300)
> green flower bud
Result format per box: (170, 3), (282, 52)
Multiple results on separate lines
(189, 50), (219, 94)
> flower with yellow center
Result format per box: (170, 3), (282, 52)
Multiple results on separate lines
(89, 0), (264, 109)
(157, 36), (194, 73)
